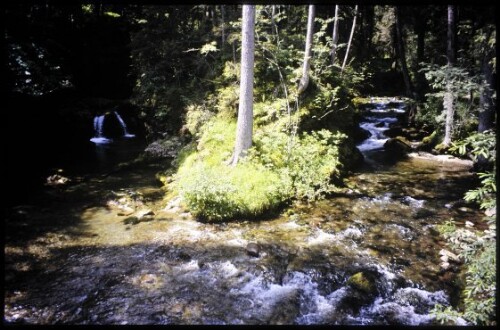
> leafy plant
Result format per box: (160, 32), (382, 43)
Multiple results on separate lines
(432, 130), (496, 326)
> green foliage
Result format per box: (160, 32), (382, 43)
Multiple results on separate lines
(250, 129), (346, 201)
(180, 162), (292, 221)
(431, 304), (467, 325)
(174, 116), (293, 221)
(449, 130), (496, 214)
(419, 64), (487, 139)
(449, 130), (496, 163)
(174, 111), (347, 220)
(433, 130), (496, 326)
(435, 220), (496, 326)
(165, 5), (367, 221)
(184, 102), (216, 136)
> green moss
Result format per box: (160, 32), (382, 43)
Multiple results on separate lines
(347, 272), (376, 294)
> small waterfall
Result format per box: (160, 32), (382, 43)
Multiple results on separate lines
(356, 100), (405, 153)
(114, 111), (135, 138)
(90, 111), (135, 144)
(90, 114), (111, 144)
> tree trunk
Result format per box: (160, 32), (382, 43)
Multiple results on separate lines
(298, 5), (315, 95)
(231, 4), (255, 165)
(220, 5), (226, 45)
(341, 5), (358, 73)
(443, 5), (456, 146)
(365, 6), (374, 56)
(414, 10), (426, 102)
(394, 6), (413, 98)
(331, 5), (340, 65)
(478, 43), (495, 132)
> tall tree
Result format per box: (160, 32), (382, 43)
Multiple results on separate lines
(414, 7), (427, 102)
(220, 5), (226, 46)
(394, 6), (413, 98)
(331, 5), (340, 65)
(297, 4), (315, 95)
(443, 5), (456, 146)
(341, 5), (358, 73)
(478, 27), (495, 133)
(231, 4), (255, 165)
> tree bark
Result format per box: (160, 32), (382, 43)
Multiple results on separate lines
(341, 5), (358, 73)
(331, 5), (340, 65)
(443, 5), (456, 146)
(231, 4), (255, 165)
(394, 6), (413, 98)
(220, 5), (225, 45)
(478, 39), (495, 132)
(365, 6), (374, 56)
(298, 5), (315, 95)
(414, 9), (426, 102)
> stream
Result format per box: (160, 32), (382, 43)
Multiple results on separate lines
(4, 98), (481, 325)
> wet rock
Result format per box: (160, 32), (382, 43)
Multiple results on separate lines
(412, 209), (434, 219)
(391, 257), (411, 267)
(246, 242), (260, 257)
(485, 208), (496, 217)
(179, 212), (191, 219)
(177, 251), (192, 261)
(347, 272), (377, 294)
(465, 221), (474, 228)
(137, 209), (155, 219)
(268, 289), (301, 324)
(123, 216), (139, 225)
(384, 126), (404, 138)
(45, 174), (71, 187)
(393, 287), (448, 315)
(439, 249), (460, 263)
(164, 197), (181, 211)
(384, 137), (412, 158)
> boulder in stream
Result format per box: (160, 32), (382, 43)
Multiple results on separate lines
(246, 242), (260, 257)
(384, 137), (412, 158)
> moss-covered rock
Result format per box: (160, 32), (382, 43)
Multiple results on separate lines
(384, 137), (412, 158)
(347, 272), (377, 294)
(418, 130), (441, 152)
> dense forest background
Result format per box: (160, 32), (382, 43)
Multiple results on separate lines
(4, 2), (496, 325)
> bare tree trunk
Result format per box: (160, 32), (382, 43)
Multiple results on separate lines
(298, 5), (315, 95)
(341, 5), (358, 73)
(331, 5), (340, 65)
(231, 5), (255, 165)
(478, 39), (495, 133)
(394, 6), (413, 98)
(414, 9), (426, 102)
(443, 5), (456, 146)
(220, 5), (226, 45)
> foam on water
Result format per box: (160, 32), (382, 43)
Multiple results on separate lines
(90, 137), (112, 144)
(401, 196), (425, 208)
(307, 228), (336, 246)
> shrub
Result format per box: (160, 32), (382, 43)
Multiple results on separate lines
(250, 128), (346, 201)
(179, 162), (292, 221)
(432, 130), (496, 326)
(173, 113), (347, 221)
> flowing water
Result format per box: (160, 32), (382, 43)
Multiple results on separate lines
(4, 98), (480, 325)
(90, 111), (135, 144)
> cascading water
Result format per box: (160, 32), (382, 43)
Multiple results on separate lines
(90, 111), (135, 144)
(114, 111), (136, 138)
(356, 99), (405, 154)
(90, 114), (111, 144)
